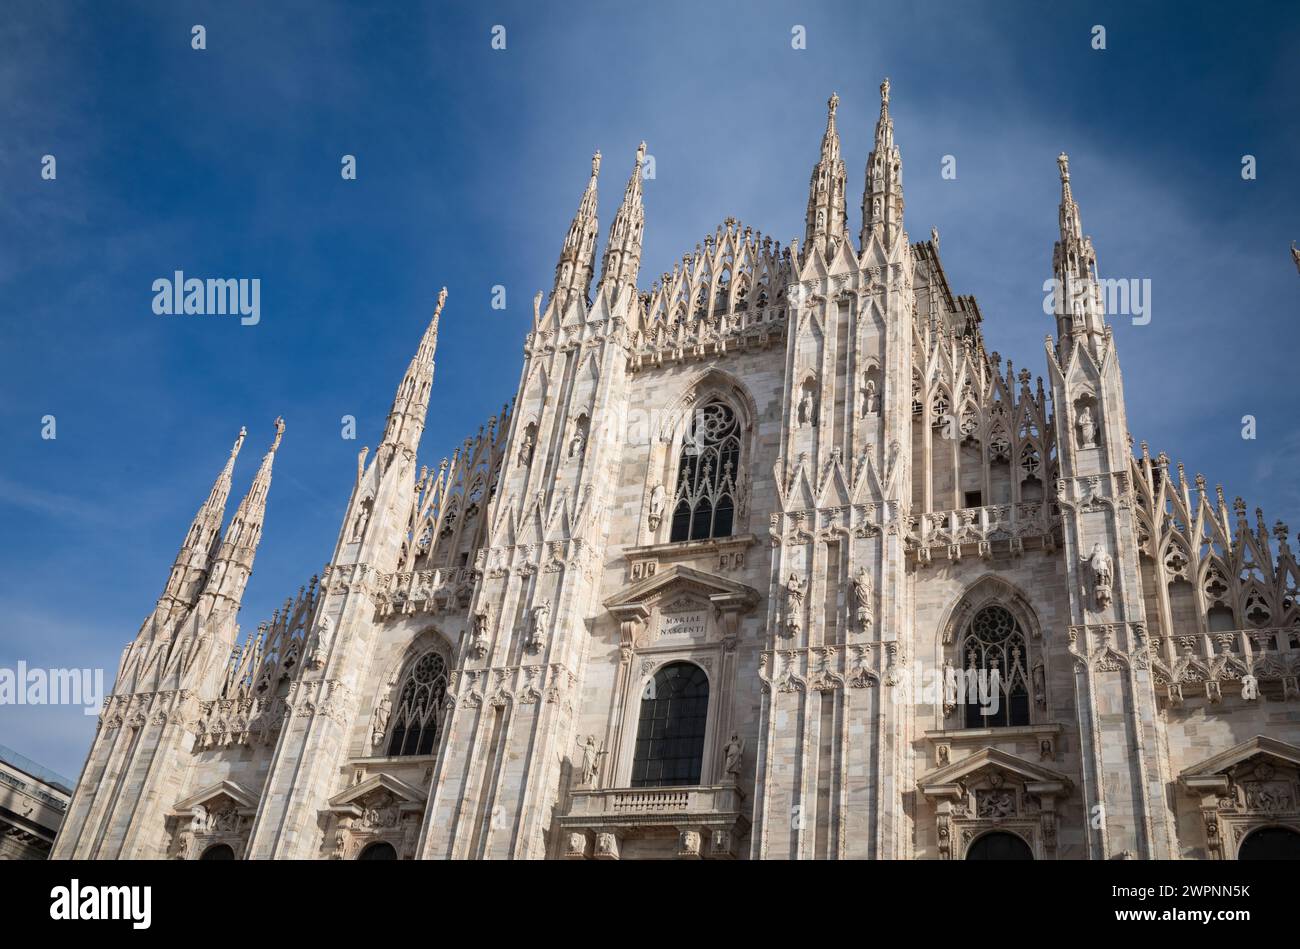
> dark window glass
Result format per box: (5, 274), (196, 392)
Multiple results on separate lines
(200, 843), (235, 860)
(358, 841), (398, 860)
(966, 831), (1033, 860)
(1238, 827), (1300, 860)
(669, 401), (741, 543)
(630, 662), (710, 788)
(385, 651), (447, 757)
(960, 606), (1031, 728)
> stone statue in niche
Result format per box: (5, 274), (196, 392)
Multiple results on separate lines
(371, 696), (391, 751)
(1083, 542), (1114, 609)
(518, 425), (535, 466)
(861, 378), (877, 417)
(351, 496), (373, 542)
(527, 599), (551, 652)
(577, 734), (606, 787)
(851, 567), (873, 631)
(647, 483), (666, 531)
(1076, 404), (1097, 448)
(309, 614), (333, 670)
(783, 573), (805, 637)
(797, 386), (817, 427)
(568, 421), (587, 459)
(723, 733), (745, 778)
(470, 603), (492, 658)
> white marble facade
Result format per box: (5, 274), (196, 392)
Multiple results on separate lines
(53, 83), (1300, 861)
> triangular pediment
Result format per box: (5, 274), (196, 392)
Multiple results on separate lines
(918, 747), (1072, 795)
(604, 564), (760, 614)
(327, 773), (427, 810)
(1181, 735), (1300, 780)
(173, 780), (258, 815)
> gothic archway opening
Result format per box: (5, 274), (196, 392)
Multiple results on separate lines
(965, 831), (1033, 860)
(199, 843), (235, 860)
(385, 650), (448, 757)
(630, 662), (710, 788)
(1238, 826), (1300, 860)
(357, 841), (398, 860)
(669, 400), (740, 543)
(959, 605), (1031, 728)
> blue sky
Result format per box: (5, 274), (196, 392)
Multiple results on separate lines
(1, 0), (1296, 779)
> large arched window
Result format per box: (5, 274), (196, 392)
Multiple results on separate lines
(966, 831), (1033, 860)
(670, 399), (741, 543)
(959, 605), (1030, 728)
(357, 841), (398, 860)
(630, 662), (710, 788)
(199, 843), (235, 860)
(1238, 826), (1300, 860)
(385, 651), (448, 757)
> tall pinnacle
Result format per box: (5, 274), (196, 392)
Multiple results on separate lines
(598, 142), (646, 294)
(551, 151), (601, 309)
(1051, 153), (1104, 346)
(154, 426), (247, 624)
(860, 77), (905, 250)
(804, 92), (849, 259)
(380, 288), (447, 469)
(199, 418), (285, 618)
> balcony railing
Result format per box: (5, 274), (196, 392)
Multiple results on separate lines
(906, 502), (1058, 561)
(1149, 627), (1300, 704)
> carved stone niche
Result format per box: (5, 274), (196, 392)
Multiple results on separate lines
(168, 781), (259, 860)
(325, 773), (427, 860)
(1180, 735), (1300, 859)
(918, 747), (1072, 860)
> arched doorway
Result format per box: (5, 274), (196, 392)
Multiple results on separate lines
(357, 841), (398, 860)
(966, 831), (1033, 860)
(1238, 826), (1300, 860)
(199, 843), (235, 860)
(630, 662), (710, 787)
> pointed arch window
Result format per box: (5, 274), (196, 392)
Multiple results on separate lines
(385, 651), (448, 757)
(669, 399), (741, 543)
(959, 606), (1031, 728)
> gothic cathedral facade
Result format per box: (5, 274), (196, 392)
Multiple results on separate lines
(54, 82), (1300, 861)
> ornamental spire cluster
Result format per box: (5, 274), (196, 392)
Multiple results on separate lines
(860, 77), (905, 250)
(379, 288), (447, 470)
(551, 151), (601, 309)
(1051, 153), (1105, 347)
(804, 92), (849, 259)
(598, 142), (646, 295)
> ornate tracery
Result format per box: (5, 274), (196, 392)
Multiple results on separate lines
(385, 651), (448, 757)
(958, 605), (1031, 727)
(669, 399), (742, 543)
